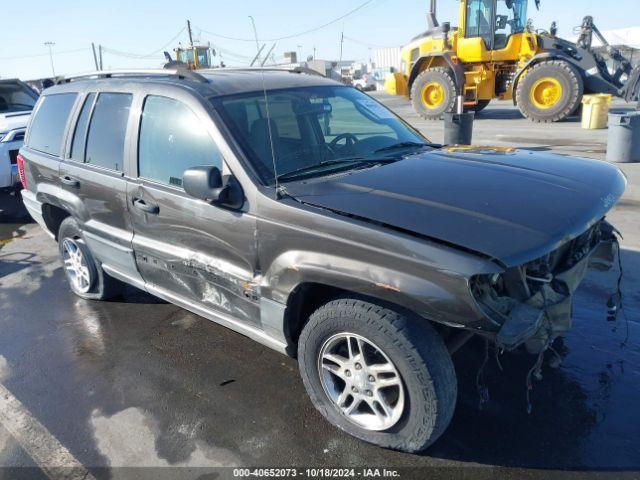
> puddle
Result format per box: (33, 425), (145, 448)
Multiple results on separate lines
(90, 407), (242, 468)
(0, 224), (27, 247)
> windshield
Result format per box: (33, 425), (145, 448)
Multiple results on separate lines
(0, 82), (38, 114)
(213, 86), (429, 185)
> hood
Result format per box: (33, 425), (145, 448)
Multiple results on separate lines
(284, 147), (626, 267)
(0, 111), (31, 134)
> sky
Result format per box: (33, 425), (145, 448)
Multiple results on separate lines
(1, 0), (638, 80)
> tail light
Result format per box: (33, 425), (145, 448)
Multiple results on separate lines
(16, 154), (27, 189)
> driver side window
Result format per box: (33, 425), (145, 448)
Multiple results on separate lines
(465, 0), (494, 48)
(319, 96), (399, 143)
(138, 95), (223, 188)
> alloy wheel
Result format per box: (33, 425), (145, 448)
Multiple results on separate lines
(318, 332), (405, 431)
(62, 238), (93, 293)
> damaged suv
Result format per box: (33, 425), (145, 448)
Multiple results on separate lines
(19, 69), (625, 452)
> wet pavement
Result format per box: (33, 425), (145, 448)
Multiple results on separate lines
(1, 100), (639, 479)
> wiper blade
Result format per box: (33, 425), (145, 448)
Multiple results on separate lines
(374, 141), (430, 153)
(276, 158), (389, 182)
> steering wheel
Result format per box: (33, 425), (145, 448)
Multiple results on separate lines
(329, 133), (359, 153)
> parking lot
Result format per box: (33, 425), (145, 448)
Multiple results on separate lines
(0, 95), (639, 479)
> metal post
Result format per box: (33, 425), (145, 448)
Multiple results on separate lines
(250, 44), (266, 67)
(91, 43), (99, 70)
(98, 45), (103, 70)
(261, 44), (276, 67)
(187, 20), (194, 47)
(44, 41), (56, 78)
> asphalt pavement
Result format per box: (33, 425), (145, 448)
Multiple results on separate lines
(0, 97), (638, 479)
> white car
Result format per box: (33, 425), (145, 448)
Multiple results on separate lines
(1, 79), (38, 191)
(352, 73), (377, 92)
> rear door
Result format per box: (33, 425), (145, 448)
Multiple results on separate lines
(126, 87), (260, 326)
(21, 92), (78, 200)
(59, 88), (144, 287)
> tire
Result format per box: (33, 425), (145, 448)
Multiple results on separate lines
(298, 298), (457, 452)
(516, 60), (584, 123)
(411, 68), (458, 120)
(466, 99), (491, 114)
(58, 217), (122, 300)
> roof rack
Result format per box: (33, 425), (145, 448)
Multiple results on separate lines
(57, 69), (209, 84)
(198, 66), (325, 77)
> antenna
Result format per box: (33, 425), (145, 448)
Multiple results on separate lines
(248, 16), (280, 198)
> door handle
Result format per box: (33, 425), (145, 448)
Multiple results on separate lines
(59, 175), (80, 187)
(133, 197), (160, 214)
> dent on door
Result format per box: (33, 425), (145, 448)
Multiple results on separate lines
(127, 182), (262, 328)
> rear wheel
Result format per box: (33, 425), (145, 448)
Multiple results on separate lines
(516, 60), (583, 123)
(58, 217), (123, 300)
(411, 68), (458, 120)
(298, 298), (457, 452)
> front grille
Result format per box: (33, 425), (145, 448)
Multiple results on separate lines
(9, 150), (19, 165)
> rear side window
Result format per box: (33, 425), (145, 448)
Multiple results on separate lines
(27, 93), (77, 156)
(85, 93), (132, 171)
(70, 93), (96, 162)
(138, 95), (222, 187)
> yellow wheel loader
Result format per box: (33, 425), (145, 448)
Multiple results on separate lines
(389, 0), (640, 122)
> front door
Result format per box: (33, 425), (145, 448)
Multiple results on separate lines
(127, 91), (260, 326)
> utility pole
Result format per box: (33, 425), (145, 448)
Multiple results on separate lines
(44, 41), (56, 78)
(297, 44), (303, 63)
(313, 46), (316, 60)
(91, 43), (99, 70)
(339, 32), (344, 63)
(98, 45), (103, 70)
(187, 20), (194, 47)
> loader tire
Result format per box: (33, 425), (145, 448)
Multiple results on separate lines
(411, 68), (458, 120)
(516, 60), (584, 123)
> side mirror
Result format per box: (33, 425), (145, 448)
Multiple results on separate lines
(183, 165), (243, 209)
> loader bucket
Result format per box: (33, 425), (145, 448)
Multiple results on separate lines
(384, 72), (409, 96)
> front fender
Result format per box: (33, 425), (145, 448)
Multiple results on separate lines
(262, 250), (492, 330)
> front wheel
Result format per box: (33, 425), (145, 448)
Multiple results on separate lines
(411, 68), (458, 120)
(298, 298), (457, 452)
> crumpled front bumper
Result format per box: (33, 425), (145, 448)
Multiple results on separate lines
(471, 220), (618, 353)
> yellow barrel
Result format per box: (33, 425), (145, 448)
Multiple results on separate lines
(581, 94), (612, 129)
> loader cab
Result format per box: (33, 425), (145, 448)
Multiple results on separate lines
(458, 0), (529, 60)
(174, 46), (212, 69)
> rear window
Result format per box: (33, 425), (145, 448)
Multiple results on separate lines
(27, 93), (78, 156)
(85, 93), (132, 171)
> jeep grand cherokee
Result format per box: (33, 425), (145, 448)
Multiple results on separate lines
(18, 68), (625, 452)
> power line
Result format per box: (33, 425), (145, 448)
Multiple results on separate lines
(101, 26), (187, 59)
(0, 47), (90, 61)
(194, 0), (378, 42)
(343, 35), (400, 49)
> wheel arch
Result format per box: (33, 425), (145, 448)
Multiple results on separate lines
(408, 53), (465, 94)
